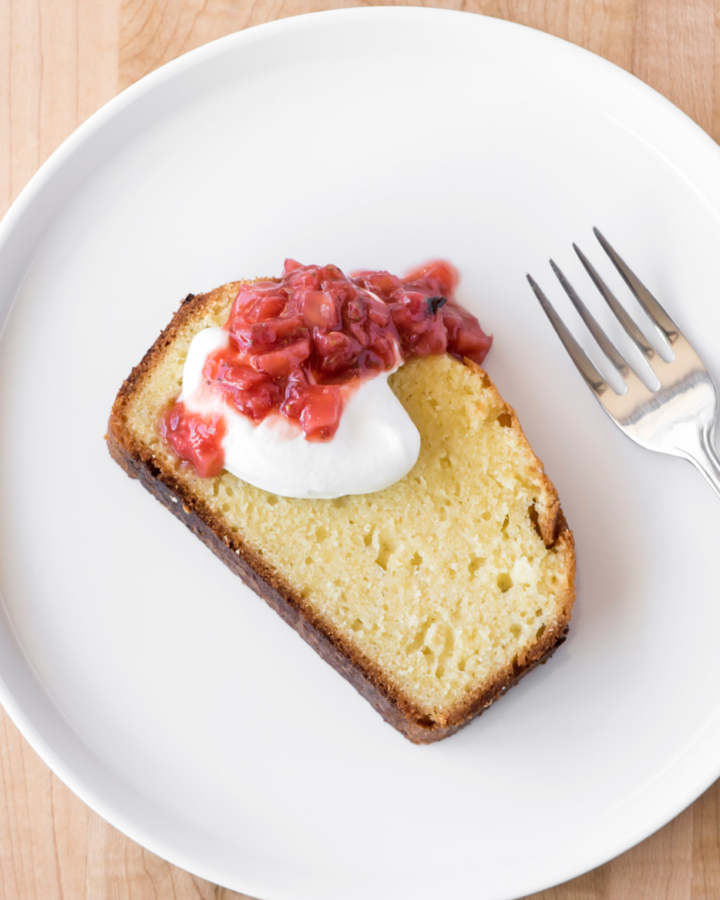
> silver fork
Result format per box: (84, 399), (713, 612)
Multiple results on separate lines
(527, 228), (720, 499)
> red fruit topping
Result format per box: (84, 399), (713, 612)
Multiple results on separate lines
(303, 290), (341, 329)
(161, 260), (492, 475)
(281, 382), (343, 441)
(253, 336), (312, 377)
(159, 402), (227, 478)
(402, 259), (459, 297)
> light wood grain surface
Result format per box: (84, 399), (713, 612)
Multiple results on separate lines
(2, 1), (720, 898)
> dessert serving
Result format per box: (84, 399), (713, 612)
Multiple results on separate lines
(108, 259), (575, 743)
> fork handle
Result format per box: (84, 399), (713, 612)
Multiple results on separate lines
(685, 427), (720, 500)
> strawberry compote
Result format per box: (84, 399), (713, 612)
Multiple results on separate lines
(160, 259), (492, 476)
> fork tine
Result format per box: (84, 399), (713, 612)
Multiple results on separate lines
(573, 243), (656, 360)
(526, 274), (611, 396)
(549, 259), (631, 378)
(593, 227), (680, 347)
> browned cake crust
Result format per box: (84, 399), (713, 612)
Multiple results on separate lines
(108, 289), (575, 744)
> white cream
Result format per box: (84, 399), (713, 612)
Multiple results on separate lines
(180, 327), (420, 499)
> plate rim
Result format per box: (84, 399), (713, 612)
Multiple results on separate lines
(2, 7), (720, 899)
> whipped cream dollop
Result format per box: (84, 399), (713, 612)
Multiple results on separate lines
(181, 328), (421, 499)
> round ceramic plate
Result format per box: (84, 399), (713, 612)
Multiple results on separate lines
(2, 9), (720, 900)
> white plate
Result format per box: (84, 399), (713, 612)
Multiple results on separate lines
(2, 9), (720, 899)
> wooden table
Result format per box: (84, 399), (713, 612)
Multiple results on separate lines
(2, 1), (719, 897)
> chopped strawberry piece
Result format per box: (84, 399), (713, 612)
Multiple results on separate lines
(234, 382), (282, 419)
(366, 296), (391, 327)
(232, 315), (306, 350)
(301, 386), (343, 440)
(313, 331), (362, 373)
(159, 402), (226, 478)
(366, 334), (398, 369)
(302, 290), (341, 329)
(280, 382), (343, 440)
(443, 305), (492, 365)
(412, 317), (449, 357)
(250, 294), (288, 322)
(351, 270), (402, 299)
(253, 336), (312, 376)
(403, 259), (459, 297)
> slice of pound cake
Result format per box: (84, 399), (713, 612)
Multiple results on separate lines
(108, 261), (575, 743)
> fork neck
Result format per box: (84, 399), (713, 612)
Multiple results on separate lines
(680, 426), (720, 501)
